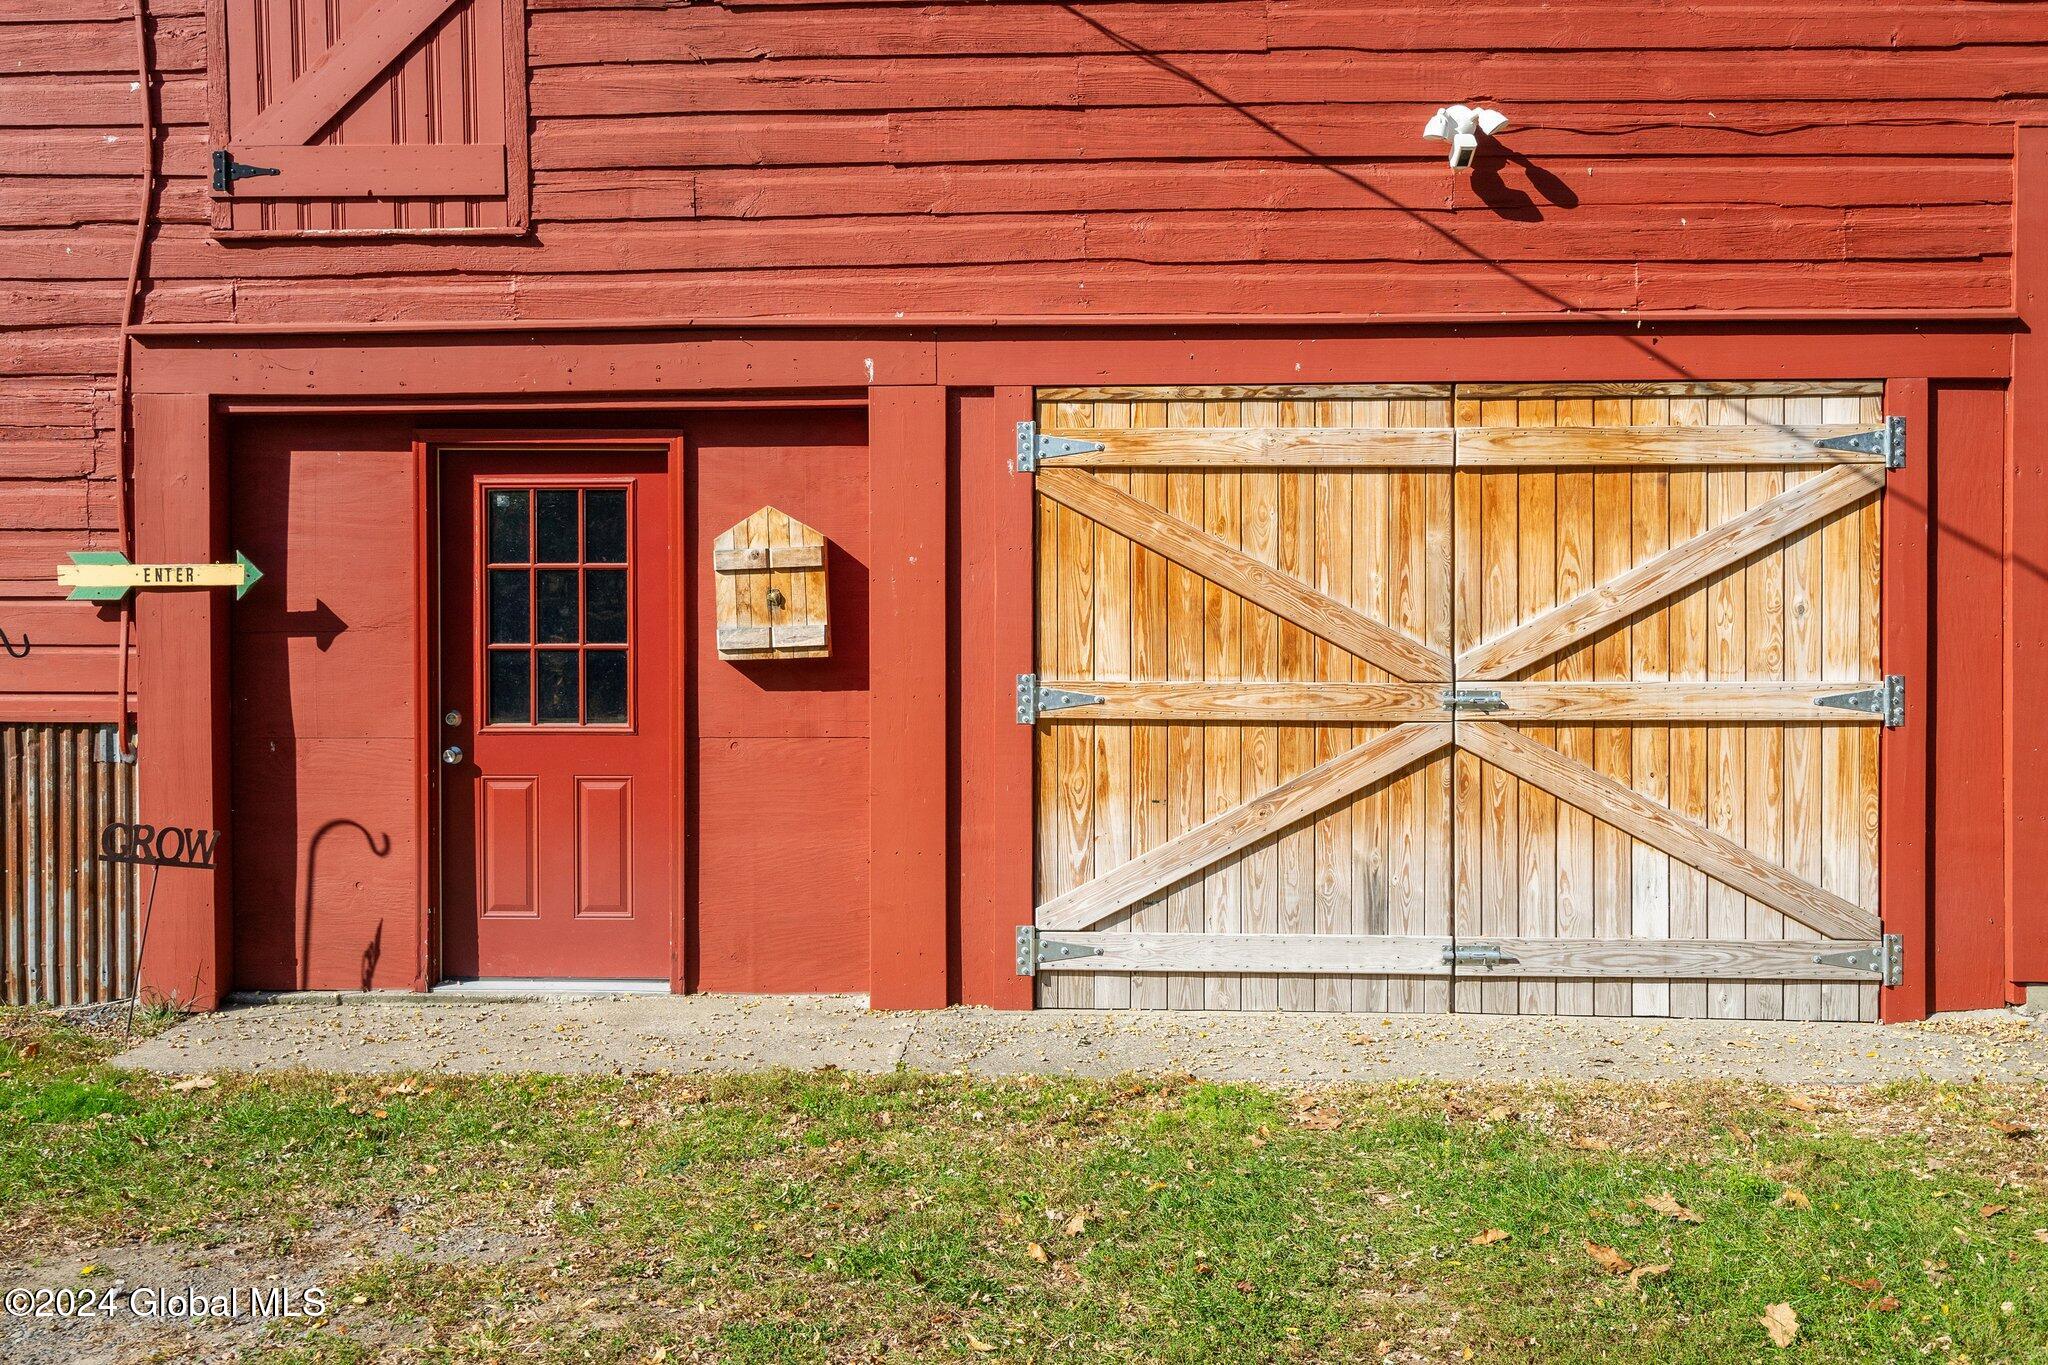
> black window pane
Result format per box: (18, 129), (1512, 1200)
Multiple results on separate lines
(585, 651), (627, 724)
(537, 651), (579, 723)
(585, 489), (627, 563)
(537, 489), (580, 562)
(487, 490), (529, 563)
(585, 569), (627, 644)
(488, 570), (530, 644)
(488, 650), (530, 724)
(537, 570), (579, 643)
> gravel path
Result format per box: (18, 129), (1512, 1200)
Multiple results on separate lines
(113, 993), (2048, 1085)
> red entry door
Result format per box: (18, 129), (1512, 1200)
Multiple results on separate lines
(439, 451), (675, 981)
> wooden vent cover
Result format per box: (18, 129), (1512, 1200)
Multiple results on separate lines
(712, 507), (830, 660)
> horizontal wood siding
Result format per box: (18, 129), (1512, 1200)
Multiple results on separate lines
(0, 0), (2033, 722)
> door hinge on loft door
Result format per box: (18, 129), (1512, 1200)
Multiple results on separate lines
(1815, 415), (1906, 470)
(1014, 421), (1104, 472)
(1815, 674), (1906, 727)
(1016, 673), (1103, 724)
(1812, 933), (1905, 987)
(1015, 925), (1103, 976)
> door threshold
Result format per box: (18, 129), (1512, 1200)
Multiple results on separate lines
(433, 978), (671, 997)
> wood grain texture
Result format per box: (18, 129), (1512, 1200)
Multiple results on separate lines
(1449, 937), (1885, 981)
(1460, 462), (1882, 681)
(1037, 466), (1451, 682)
(1038, 426), (1454, 468)
(1455, 424), (1886, 466)
(1031, 681), (1450, 722)
(1035, 932), (1450, 976)
(1033, 722), (1449, 933)
(1460, 721), (1879, 941)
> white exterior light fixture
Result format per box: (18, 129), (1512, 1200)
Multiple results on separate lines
(1423, 104), (1509, 169)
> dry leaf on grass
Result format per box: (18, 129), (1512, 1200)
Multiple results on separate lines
(1063, 1212), (1088, 1237)
(965, 1334), (997, 1353)
(1583, 1241), (1633, 1275)
(1643, 1193), (1703, 1224)
(1840, 1277), (1882, 1293)
(1025, 1242), (1048, 1264)
(1872, 1296), (1900, 1313)
(1981, 1204), (2009, 1219)
(1781, 1093), (1822, 1113)
(2034, 1229), (2048, 1244)
(1627, 1263), (1671, 1292)
(1470, 1228), (1512, 1246)
(1760, 1302), (1800, 1348)
(1568, 1136), (1612, 1151)
(1991, 1119), (2034, 1139)
(1775, 1187), (1811, 1211)
(168, 1075), (217, 1092)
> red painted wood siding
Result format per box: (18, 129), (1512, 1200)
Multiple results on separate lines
(3, 0), (2035, 723)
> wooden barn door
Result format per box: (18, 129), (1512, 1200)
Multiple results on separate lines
(1448, 384), (1888, 1021)
(1025, 388), (1459, 1011)
(1025, 384), (1895, 1018)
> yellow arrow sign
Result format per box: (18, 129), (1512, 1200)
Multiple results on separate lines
(58, 551), (264, 601)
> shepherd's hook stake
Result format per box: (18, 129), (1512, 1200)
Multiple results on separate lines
(0, 628), (27, 659)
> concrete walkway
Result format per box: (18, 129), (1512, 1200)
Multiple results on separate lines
(113, 992), (2048, 1086)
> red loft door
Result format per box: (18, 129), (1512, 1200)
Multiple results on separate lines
(439, 452), (674, 981)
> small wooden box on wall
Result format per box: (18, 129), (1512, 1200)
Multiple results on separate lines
(713, 507), (830, 660)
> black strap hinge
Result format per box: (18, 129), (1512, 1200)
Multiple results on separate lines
(212, 149), (281, 193)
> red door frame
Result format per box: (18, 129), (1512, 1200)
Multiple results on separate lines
(417, 433), (689, 993)
(128, 317), (2035, 1018)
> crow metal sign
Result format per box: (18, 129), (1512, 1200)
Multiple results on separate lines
(97, 821), (222, 869)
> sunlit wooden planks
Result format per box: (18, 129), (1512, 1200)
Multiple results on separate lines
(1455, 424), (1886, 467)
(1034, 932), (1451, 975)
(1037, 425), (1454, 467)
(1034, 722), (1451, 933)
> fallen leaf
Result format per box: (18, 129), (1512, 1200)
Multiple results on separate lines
(1760, 1302), (1800, 1348)
(1776, 1188), (1811, 1211)
(1872, 1296), (1900, 1313)
(1991, 1119), (2034, 1139)
(1482, 1104), (1513, 1123)
(1981, 1203), (2009, 1219)
(875, 1111), (893, 1128)
(1781, 1093), (1822, 1113)
(965, 1334), (997, 1353)
(169, 1074), (217, 1092)
(1569, 1136), (1612, 1151)
(1026, 1242), (1048, 1264)
(19, 1042), (39, 1060)
(1643, 1192), (1703, 1224)
(1064, 1213), (1088, 1237)
(1470, 1228), (1512, 1246)
(1584, 1241), (1633, 1275)
(1839, 1277), (1882, 1293)
(1627, 1262), (1671, 1292)
(2034, 1229), (2048, 1244)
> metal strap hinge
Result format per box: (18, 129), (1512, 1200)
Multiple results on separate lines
(1815, 674), (1905, 727)
(1439, 687), (1506, 713)
(211, 149), (280, 193)
(1812, 933), (1904, 987)
(1814, 415), (1906, 470)
(1015, 421), (1105, 472)
(1442, 942), (1520, 970)
(1016, 925), (1103, 976)
(1016, 673), (1103, 724)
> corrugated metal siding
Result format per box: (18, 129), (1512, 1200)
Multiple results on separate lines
(1, 724), (138, 1006)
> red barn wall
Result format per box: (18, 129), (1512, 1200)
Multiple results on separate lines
(3, 1), (2046, 1007)
(227, 416), (422, 992)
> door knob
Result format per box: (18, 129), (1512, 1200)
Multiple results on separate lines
(441, 745), (464, 765)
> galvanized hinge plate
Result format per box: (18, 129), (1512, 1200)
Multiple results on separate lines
(1015, 925), (1103, 976)
(1439, 687), (1507, 714)
(1442, 942), (1520, 970)
(211, 149), (280, 193)
(1815, 415), (1906, 470)
(1812, 932), (1904, 987)
(1815, 674), (1905, 728)
(1016, 672), (1104, 724)
(1015, 420), (1105, 473)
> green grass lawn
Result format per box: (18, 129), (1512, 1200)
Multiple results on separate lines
(2, 1011), (2043, 1363)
